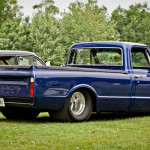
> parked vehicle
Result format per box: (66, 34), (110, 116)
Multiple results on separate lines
(0, 50), (45, 66)
(0, 42), (150, 122)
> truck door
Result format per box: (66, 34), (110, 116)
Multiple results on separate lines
(131, 47), (150, 111)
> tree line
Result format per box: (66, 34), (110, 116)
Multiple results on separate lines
(0, 0), (150, 65)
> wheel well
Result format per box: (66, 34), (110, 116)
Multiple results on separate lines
(73, 87), (97, 112)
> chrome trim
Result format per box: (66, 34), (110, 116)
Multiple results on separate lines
(133, 97), (150, 99)
(98, 96), (130, 99)
(5, 102), (33, 105)
(98, 96), (150, 99)
(28, 95), (150, 99)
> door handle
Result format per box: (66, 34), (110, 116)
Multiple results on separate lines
(135, 74), (142, 79)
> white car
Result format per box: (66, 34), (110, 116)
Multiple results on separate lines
(0, 50), (46, 66)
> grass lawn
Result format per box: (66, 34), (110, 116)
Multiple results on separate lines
(0, 112), (150, 150)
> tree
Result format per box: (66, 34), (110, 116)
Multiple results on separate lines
(111, 6), (126, 40)
(111, 3), (150, 46)
(29, 0), (66, 65)
(0, 0), (24, 50)
(0, 0), (23, 26)
(33, 0), (59, 15)
(60, 0), (118, 51)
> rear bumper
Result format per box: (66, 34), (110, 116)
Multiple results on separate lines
(1, 96), (67, 111)
(4, 97), (33, 104)
(3, 97), (34, 108)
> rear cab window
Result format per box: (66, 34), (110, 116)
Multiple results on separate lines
(68, 48), (123, 66)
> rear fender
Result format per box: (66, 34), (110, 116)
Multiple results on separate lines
(65, 84), (98, 112)
(68, 84), (97, 96)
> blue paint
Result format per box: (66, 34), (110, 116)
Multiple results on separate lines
(0, 42), (150, 113)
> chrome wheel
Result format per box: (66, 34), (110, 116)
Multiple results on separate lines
(70, 92), (86, 115)
(49, 90), (92, 122)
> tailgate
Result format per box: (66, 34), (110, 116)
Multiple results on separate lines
(0, 66), (33, 98)
(0, 78), (30, 97)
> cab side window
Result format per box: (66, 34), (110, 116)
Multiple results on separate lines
(131, 48), (150, 67)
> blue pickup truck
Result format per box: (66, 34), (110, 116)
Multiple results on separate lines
(0, 42), (150, 122)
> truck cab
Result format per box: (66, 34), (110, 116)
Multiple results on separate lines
(66, 42), (150, 112)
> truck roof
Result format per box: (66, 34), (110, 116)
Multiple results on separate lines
(0, 50), (37, 56)
(71, 41), (148, 49)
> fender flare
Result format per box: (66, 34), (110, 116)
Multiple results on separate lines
(66, 84), (98, 99)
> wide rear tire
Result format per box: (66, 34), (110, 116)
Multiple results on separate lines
(50, 90), (93, 122)
(1, 107), (39, 120)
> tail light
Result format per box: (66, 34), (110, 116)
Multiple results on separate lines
(30, 77), (34, 97)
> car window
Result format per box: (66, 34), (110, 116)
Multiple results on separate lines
(131, 48), (150, 67)
(68, 48), (122, 66)
(0, 56), (15, 65)
(18, 56), (44, 66)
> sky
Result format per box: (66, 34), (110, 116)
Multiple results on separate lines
(17, 0), (150, 17)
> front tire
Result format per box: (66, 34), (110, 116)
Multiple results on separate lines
(50, 90), (93, 122)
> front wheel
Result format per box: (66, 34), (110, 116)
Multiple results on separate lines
(50, 90), (93, 122)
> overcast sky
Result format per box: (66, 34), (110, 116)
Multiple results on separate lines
(17, 0), (150, 17)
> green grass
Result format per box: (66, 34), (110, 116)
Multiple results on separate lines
(0, 112), (150, 150)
